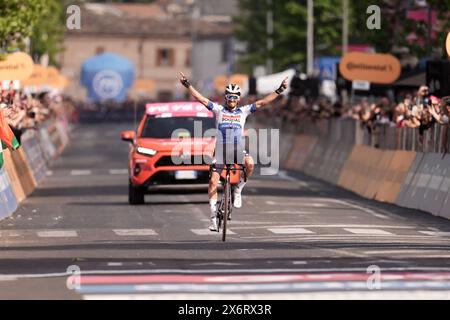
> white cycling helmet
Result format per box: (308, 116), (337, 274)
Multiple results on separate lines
(225, 83), (241, 96)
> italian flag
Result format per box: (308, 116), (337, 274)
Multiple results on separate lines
(0, 109), (20, 168)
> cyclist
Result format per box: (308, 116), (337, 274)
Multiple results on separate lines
(179, 72), (288, 231)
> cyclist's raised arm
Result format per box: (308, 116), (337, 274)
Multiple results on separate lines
(255, 77), (288, 109)
(179, 72), (210, 107)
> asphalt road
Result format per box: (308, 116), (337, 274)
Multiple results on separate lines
(1, 123), (450, 299)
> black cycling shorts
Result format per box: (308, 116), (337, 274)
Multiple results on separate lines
(212, 143), (247, 167)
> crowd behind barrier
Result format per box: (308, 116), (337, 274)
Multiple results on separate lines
(254, 84), (450, 153)
(255, 85), (450, 221)
(0, 87), (73, 220)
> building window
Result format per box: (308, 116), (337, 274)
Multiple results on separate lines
(221, 40), (230, 63)
(157, 90), (173, 102)
(185, 49), (191, 67)
(156, 48), (175, 67)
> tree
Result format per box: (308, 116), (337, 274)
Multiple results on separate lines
(352, 0), (450, 58)
(31, 0), (65, 66)
(234, 0), (343, 74)
(234, 0), (450, 75)
(0, 0), (64, 64)
(0, 0), (46, 54)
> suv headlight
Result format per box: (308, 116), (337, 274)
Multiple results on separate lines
(137, 147), (157, 156)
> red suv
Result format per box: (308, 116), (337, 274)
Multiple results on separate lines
(121, 102), (216, 204)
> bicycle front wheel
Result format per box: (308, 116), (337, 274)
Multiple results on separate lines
(222, 179), (230, 242)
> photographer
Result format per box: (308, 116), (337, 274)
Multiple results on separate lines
(428, 96), (450, 125)
(395, 94), (415, 128)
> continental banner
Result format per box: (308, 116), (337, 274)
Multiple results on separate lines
(446, 32), (450, 57)
(339, 52), (401, 84)
(0, 52), (34, 81)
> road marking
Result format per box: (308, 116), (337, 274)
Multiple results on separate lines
(261, 210), (315, 215)
(277, 170), (298, 181)
(292, 261), (308, 265)
(199, 219), (279, 225)
(109, 169), (128, 175)
(239, 235), (440, 241)
(190, 229), (236, 235)
(46, 170), (53, 176)
(6, 267), (450, 282)
(37, 230), (78, 238)
(419, 231), (450, 237)
(77, 279), (450, 294)
(70, 170), (92, 176)
(297, 181), (310, 188)
(268, 228), (314, 235)
(231, 224), (414, 230)
(265, 200), (327, 207)
(107, 262), (123, 267)
(364, 250), (450, 256)
(344, 228), (394, 236)
(333, 199), (391, 220)
(82, 291), (450, 300)
(0, 231), (21, 237)
(191, 262), (241, 266)
(113, 229), (157, 236)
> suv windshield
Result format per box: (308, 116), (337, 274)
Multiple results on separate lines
(141, 116), (215, 138)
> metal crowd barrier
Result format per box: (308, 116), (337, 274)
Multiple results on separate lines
(267, 116), (450, 154)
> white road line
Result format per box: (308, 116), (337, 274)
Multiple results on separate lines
(261, 210), (316, 215)
(419, 231), (450, 237)
(231, 224), (415, 230)
(297, 181), (310, 188)
(0, 231), (21, 237)
(364, 250), (450, 255)
(265, 201), (328, 207)
(37, 230), (78, 238)
(191, 229), (236, 235)
(344, 228), (394, 236)
(201, 220), (280, 225)
(332, 199), (391, 220)
(292, 261), (308, 265)
(239, 235), (441, 241)
(113, 229), (157, 236)
(277, 170), (298, 181)
(109, 169), (128, 175)
(268, 228), (315, 235)
(83, 291), (450, 300)
(70, 170), (92, 176)
(5, 266), (450, 281)
(191, 262), (241, 266)
(46, 170), (53, 176)
(107, 262), (123, 267)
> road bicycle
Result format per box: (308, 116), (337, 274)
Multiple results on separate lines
(210, 163), (247, 242)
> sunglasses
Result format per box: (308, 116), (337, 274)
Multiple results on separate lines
(225, 94), (239, 101)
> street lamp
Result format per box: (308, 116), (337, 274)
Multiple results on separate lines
(307, 0), (314, 75)
(266, 0), (273, 75)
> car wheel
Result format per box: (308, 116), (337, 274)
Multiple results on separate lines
(129, 181), (145, 205)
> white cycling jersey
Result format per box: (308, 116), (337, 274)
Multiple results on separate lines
(206, 101), (257, 146)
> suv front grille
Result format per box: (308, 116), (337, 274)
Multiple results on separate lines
(155, 155), (213, 167)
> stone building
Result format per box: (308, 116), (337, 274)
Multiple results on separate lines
(60, 1), (237, 101)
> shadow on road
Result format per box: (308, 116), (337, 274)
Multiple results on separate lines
(66, 200), (209, 206)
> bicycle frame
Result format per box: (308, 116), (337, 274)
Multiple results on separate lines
(211, 163), (247, 242)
